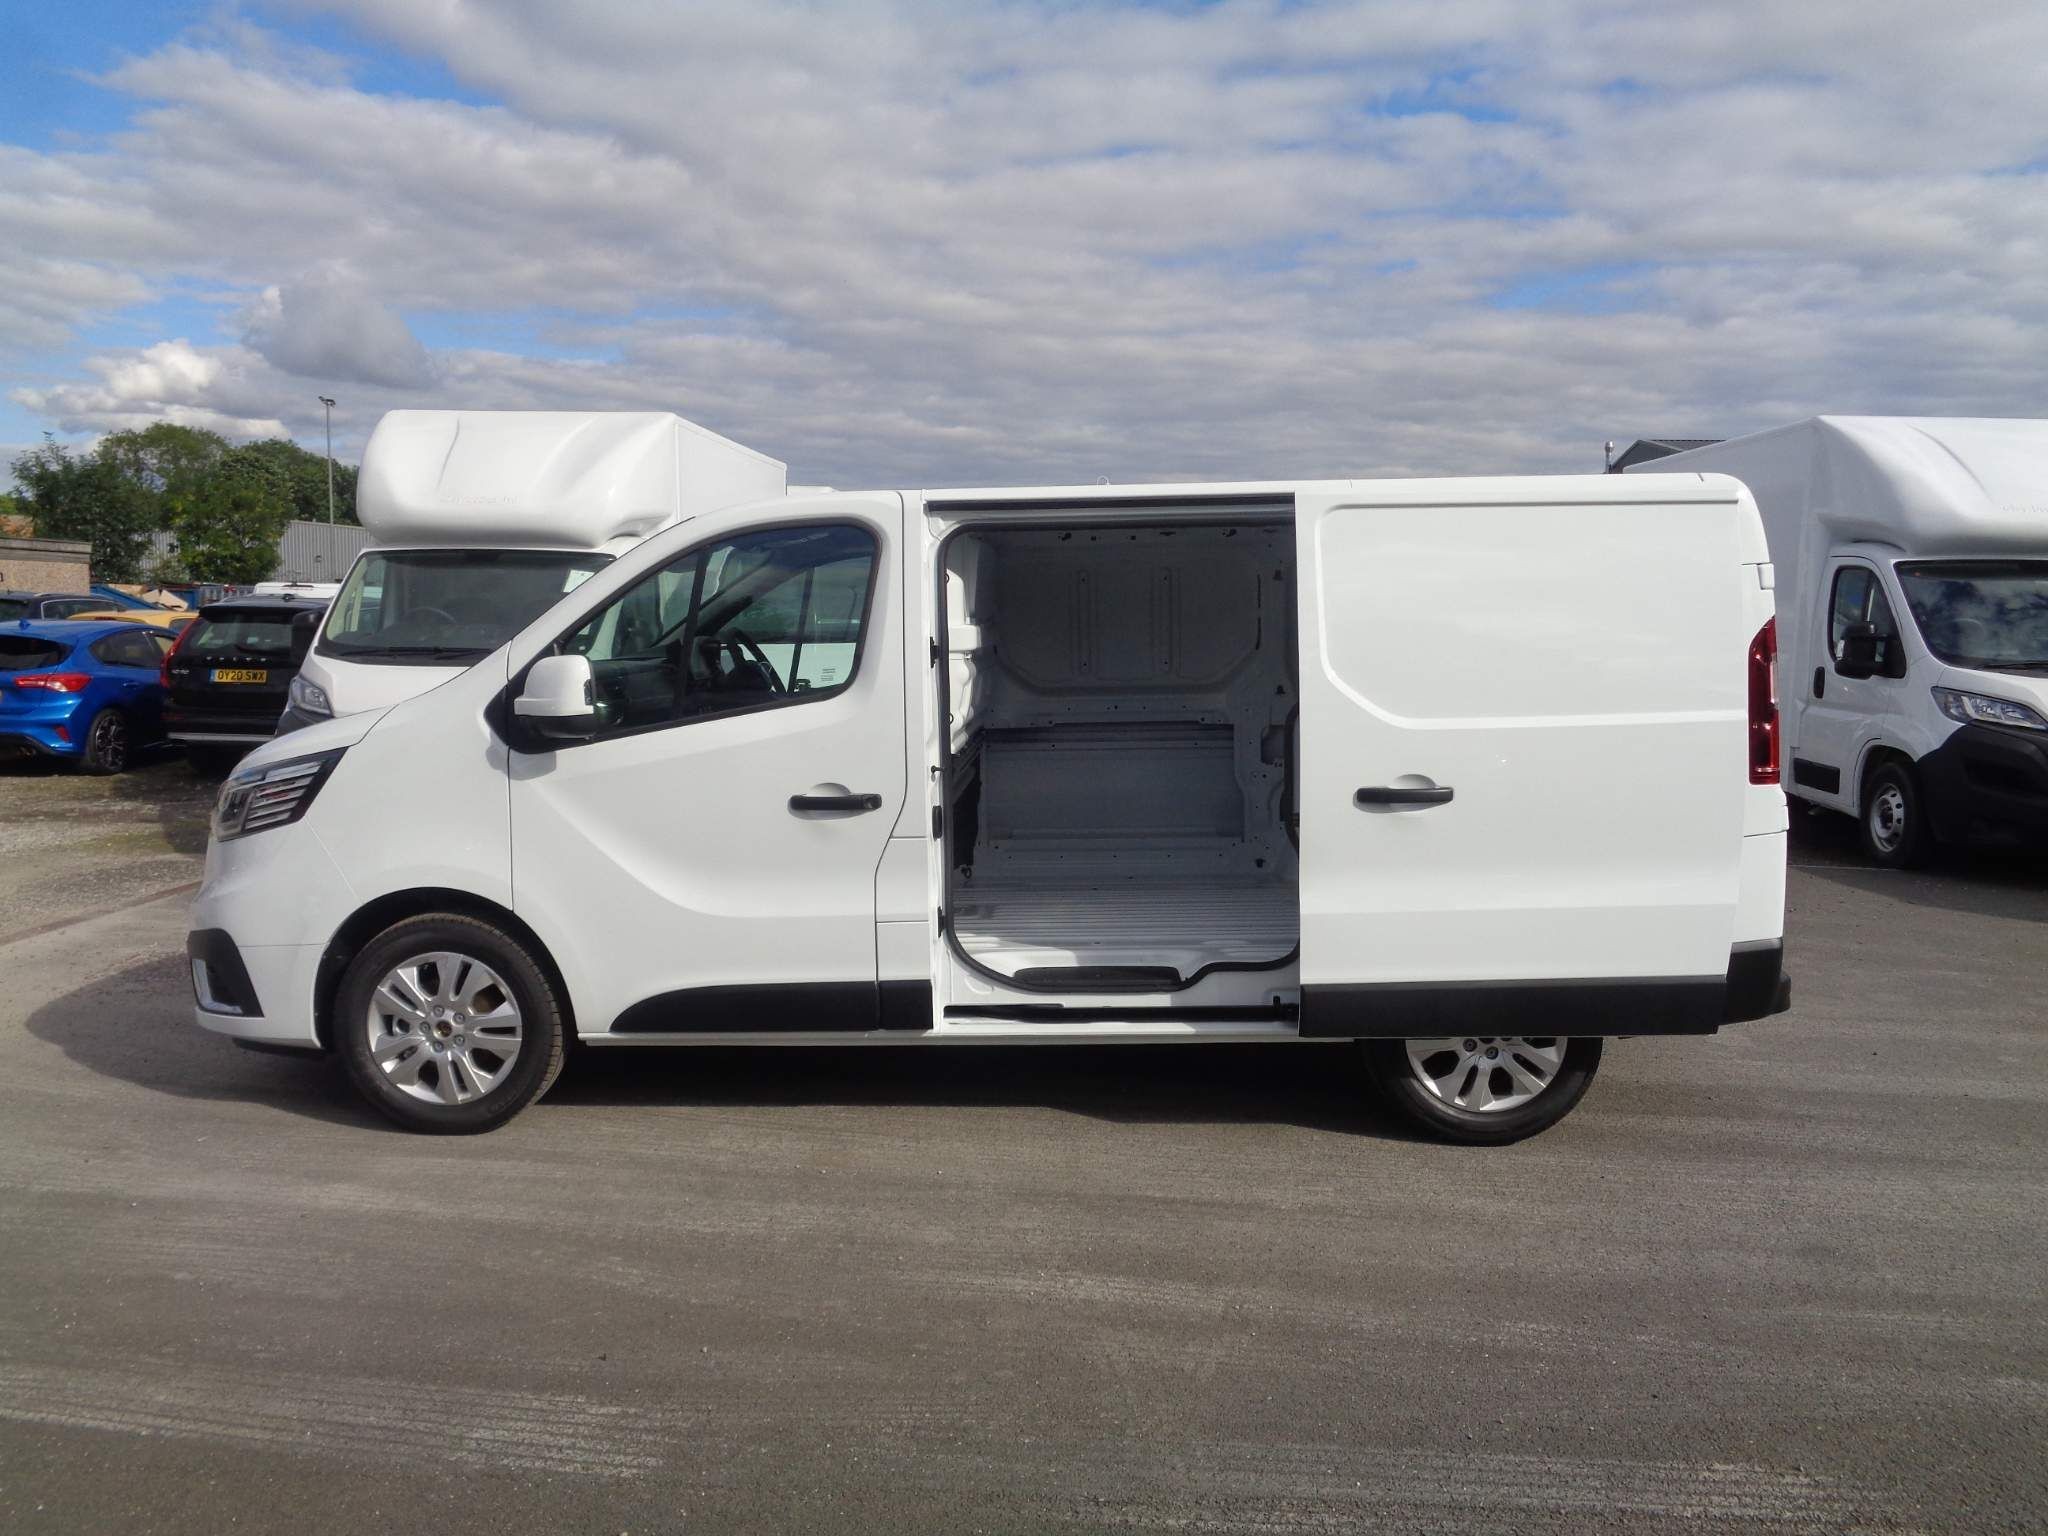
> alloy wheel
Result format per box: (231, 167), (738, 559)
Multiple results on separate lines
(364, 951), (525, 1106)
(92, 712), (127, 771)
(1404, 1036), (1566, 1113)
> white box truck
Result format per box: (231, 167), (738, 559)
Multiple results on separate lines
(189, 472), (1789, 1144)
(280, 411), (787, 730)
(1630, 417), (2048, 865)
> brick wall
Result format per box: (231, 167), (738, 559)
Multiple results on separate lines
(0, 536), (92, 593)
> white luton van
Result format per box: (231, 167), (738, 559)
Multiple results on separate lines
(190, 463), (1790, 1144)
(1630, 417), (2048, 866)
(280, 410), (787, 730)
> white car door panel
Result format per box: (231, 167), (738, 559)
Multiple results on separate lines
(507, 496), (908, 1036)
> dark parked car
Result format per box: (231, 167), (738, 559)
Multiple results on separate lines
(161, 595), (326, 768)
(0, 619), (175, 773)
(0, 591), (109, 622)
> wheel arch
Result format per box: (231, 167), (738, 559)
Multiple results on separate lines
(315, 888), (575, 1052)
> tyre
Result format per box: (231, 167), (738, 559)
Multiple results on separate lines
(1364, 1036), (1602, 1146)
(1860, 760), (1934, 869)
(78, 707), (130, 775)
(336, 913), (567, 1133)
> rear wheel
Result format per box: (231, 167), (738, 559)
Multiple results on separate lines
(1861, 760), (1934, 869)
(1365, 1036), (1602, 1145)
(78, 707), (129, 775)
(336, 914), (566, 1133)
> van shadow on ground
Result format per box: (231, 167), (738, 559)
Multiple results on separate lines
(28, 952), (1416, 1141)
(1788, 805), (2048, 923)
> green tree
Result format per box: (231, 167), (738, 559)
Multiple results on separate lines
(9, 438), (157, 581)
(97, 423), (230, 513)
(167, 445), (294, 583)
(241, 437), (359, 524)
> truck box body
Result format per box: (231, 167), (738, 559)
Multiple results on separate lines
(1630, 418), (2048, 857)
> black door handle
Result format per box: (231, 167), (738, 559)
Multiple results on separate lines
(1812, 666), (1825, 699)
(1355, 785), (1454, 807)
(789, 792), (883, 813)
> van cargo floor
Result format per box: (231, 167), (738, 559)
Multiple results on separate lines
(949, 878), (1297, 982)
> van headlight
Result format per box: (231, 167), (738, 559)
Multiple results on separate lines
(214, 750), (345, 841)
(288, 673), (334, 719)
(1933, 687), (2048, 732)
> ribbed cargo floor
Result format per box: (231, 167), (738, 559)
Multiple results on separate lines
(949, 878), (1297, 979)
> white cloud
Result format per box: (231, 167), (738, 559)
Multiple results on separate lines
(1, 1), (2044, 482)
(241, 265), (433, 387)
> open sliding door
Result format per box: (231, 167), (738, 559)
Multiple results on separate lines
(1293, 476), (1756, 1037)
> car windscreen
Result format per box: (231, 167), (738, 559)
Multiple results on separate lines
(187, 613), (302, 661)
(0, 598), (26, 622)
(321, 550), (611, 663)
(1895, 560), (2048, 672)
(0, 636), (67, 670)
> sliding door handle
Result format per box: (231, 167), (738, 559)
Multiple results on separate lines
(789, 792), (883, 813)
(1355, 784), (1453, 807)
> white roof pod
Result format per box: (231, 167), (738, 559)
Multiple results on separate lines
(356, 410), (787, 551)
(1649, 416), (2048, 555)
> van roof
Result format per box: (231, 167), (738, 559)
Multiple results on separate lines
(1642, 416), (2048, 553)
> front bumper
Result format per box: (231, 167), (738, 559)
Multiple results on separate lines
(188, 818), (355, 1049)
(1919, 722), (2048, 845)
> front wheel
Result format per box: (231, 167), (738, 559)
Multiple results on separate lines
(1364, 1036), (1603, 1145)
(336, 914), (567, 1133)
(1861, 761), (1935, 869)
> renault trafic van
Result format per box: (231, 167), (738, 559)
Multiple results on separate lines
(280, 411), (787, 731)
(190, 471), (1790, 1144)
(1630, 417), (2048, 866)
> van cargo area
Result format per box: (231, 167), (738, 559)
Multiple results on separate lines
(939, 522), (1299, 990)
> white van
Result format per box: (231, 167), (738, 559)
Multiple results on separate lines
(189, 473), (1789, 1144)
(1630, 417), (2048, 866)
(279, 411), (786, 730)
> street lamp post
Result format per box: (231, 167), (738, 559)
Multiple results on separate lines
(318, 396), (337, 523)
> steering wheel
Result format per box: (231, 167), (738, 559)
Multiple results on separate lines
(726, 628), (785, 692)
(694, 630), (786, 693)
(409, 606), (459, 626)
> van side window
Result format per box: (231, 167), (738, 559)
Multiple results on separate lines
(1829, 567), (1903, 677)
(559, 523), (876, 739)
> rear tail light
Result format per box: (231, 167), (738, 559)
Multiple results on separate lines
(1747, 617), (1780, 785)
(10, 672), (92, 693)
(162, 619), (197, 688)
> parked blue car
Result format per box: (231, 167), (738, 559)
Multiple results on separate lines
(0, 619), (176, 773)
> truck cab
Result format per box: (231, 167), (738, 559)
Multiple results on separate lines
(190, 456), (1790, 1145)
(1631, 417), (2048, 865)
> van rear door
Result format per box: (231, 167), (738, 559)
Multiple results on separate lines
(1294, 475), (1760, 1036)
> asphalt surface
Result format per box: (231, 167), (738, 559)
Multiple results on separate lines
(0, 772), (2043, 1533)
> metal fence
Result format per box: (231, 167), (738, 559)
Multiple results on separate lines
(148, 519), (372, 583)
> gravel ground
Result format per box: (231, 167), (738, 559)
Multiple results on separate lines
(0, 752), (218, 936)
(0, 777), (2042, 1533)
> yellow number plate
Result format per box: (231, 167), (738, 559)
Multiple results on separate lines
(211, 668), (269, 684)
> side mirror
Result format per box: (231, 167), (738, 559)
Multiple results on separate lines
(513, 654), (600, 742)
(1835, 623), (1880, 679)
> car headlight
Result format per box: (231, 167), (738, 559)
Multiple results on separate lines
(1933, 687), (2048, 732)
(214, 750), (345, 840)
(288, 673), (333, 718)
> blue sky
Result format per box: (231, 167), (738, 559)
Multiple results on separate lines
(4, 1), (2045, 489)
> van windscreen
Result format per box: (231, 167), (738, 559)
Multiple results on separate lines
(320, 550), (611, 664)
(1896, 560), (2048, 671)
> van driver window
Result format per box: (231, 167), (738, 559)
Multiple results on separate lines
(1829, 566), (1900, 672)
(560, 524), (876, 738)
